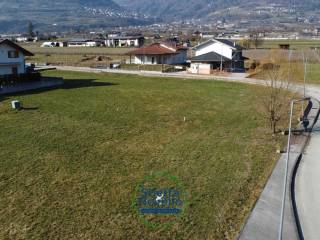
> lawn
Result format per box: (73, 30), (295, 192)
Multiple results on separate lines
(306, 62), (320, 84)
(248, 61), (320, 85)
(259, 39), (320, 49)
(26, 54), (128, 68)
(23, 44), (132, 67)
(0, 71), (281, 239)
(21, 43), (133, 56)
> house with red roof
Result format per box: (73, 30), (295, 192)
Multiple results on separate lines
(0, 39), (33, 76)
(127, 43), (188, 65)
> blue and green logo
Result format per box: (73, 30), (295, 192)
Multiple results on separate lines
(132, 171), (189, 229)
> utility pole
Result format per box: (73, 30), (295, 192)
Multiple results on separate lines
(278, 98), (310, 240)
(303, 54), (308, 98)
(278, 100), (294, 240)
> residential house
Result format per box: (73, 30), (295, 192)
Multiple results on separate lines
(189, 39), (247, 74)
(193, 31), (203, 38)
(279, 44), (290, 50)
(105, 36), (144, 48)
(202, 32), (216, 39)
(107, 32), (122, 38)
(41, 41), (67, 47)
(127, 43), (188, 65)
(67, 39), (102, 47)
(0, 39), (33, 76)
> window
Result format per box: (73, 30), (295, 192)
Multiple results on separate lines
(8, 51), (19, 58)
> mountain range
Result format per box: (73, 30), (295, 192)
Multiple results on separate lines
(1, 0), (320, 33)
(0, 0), (151, 33)
(115, 0), (320, 21)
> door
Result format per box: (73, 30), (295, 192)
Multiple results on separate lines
(151, 57), (155, 64)
(12, 66), (18, 75)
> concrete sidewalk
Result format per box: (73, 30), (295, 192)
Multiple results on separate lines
(295, 109), (320, 239)
(239, 99), (320, 240)
(239, 144), (302, 240)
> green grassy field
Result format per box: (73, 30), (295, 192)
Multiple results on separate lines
(21, 43), (133, 55)
(0, 71), (282, 239)
(22, 44), (132, 67)
(26, 54), (127, 68)
(306, 62), (320, 84)
(249, 61), (320, 84)
(260, 39), (320, 49)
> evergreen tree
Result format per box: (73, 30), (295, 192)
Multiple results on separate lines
(28, 21), (35, 37)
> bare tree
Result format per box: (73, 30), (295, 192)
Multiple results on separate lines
(257, 50), (298, 133)
(249, 29), (264, 49)
(238, 38), (251, 49)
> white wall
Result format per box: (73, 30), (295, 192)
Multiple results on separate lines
(134, 55), (154, 64)
(68, 42), (100, 47)
(0, 44), (26, 75)
(189, 63), (211, 74)
(195, 41), (233, 59)
(106, 39), (140, 47)
(132, 51), (187, 65)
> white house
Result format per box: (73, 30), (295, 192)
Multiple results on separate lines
(189, 39), (247, 74)
(0, 39), (33, 76)
(105, 36), (144, 48)
(41, 42), (67, 47)
(127, 43), (188, 65)
(67, 39), (102, 47)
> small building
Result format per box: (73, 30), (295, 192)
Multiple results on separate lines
(41, 41), (67, 47)
(105, 36), (144, 48)
(193, 31), (203, 38)
(189, 38), (247, 74)
(0, 39), (34, 76)
(202, 32), (216, 39)
(107, 32), (122, 38)
(279, 44), (290, 50)
(67, 39), (102, 47)
(127, 43), (188, 65)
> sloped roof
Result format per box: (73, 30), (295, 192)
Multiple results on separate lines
(127, 43), (187, 55)
(0, 39), (34, 56)
(107, 36), (144, 40)
(191, 52), (231, 62)
(192, 38), (243, 51)
(216, 39), (244, 50)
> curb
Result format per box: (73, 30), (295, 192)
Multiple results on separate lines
(291, 153), (304, 240)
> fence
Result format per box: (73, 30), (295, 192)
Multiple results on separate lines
(0, 72), (41, 87)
